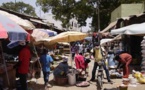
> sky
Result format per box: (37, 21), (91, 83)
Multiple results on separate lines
(0, 0), (91, 32)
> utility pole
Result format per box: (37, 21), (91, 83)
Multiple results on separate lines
(15, 0), (16, 11)
(96, 0), (101, 43)
(97, 0), (100, 32)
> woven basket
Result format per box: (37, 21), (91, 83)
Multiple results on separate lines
(55, 77), (68, 86)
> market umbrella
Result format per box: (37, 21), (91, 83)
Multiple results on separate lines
(36, 31), (88, 66)
(35, 31), (87, 46)
(0, 13), (30, 85)
(0, 14), (28, 84)
(0, 14), (29, 41)
(31, 29), (49, 42)
(47, 31), (87, 43)
(39, 29), (57, 37)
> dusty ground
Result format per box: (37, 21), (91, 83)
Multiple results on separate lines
(28, 58), (145, 90)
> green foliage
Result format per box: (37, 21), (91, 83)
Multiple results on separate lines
(36, 0), (145, 31)
(1, 1), (37, 16)
(36, 0), (93, 28)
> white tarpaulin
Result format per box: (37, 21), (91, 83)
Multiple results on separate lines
(100, 39), (113, 45)
(124, 23), (145, 35)
(110, 24), (139, 35)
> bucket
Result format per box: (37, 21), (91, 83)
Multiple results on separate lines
(129, 78), (137, 84)
(119, 85), (128, 90)
(68, 73), (76, 85)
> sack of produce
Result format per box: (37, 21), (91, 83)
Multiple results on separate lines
(141, 46), (145, 49)
(137, 77), (145, 84)
(141, 40), (145, 44)
(141, 50), (145, 54)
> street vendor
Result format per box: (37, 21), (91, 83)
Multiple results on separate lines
(74, 52), (85, 73)
(17, 42), (31, 90)
(114, 52), (132, 78)
(53, 57), (69, 78)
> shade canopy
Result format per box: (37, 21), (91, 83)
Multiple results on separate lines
(34, 28), (57, 37)
(31, 29), (49, 42)
(0, 14), (29, 41)
(48, 31), (87, 43)
(100, 39), (113, 45)
(111, 24), (138, 35)
(124, 23), (145, 35)
(34, 31), (88, 48)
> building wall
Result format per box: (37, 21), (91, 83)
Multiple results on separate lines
(69, 18), (80, 32)
(111, 5), (121, 22)
(111, 3), (144, 22)
(121, 4), (144, 17)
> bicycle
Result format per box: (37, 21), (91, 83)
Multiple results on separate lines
(96, 60), (104, 90)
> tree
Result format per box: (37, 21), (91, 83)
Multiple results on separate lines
(36, 0), (93, 28)
(1, 1), (37, 16)
(36, 0), (145, 31)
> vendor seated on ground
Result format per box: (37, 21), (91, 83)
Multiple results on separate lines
(53, 57), (69, 78)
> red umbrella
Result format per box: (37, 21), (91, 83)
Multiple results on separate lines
(0, 27), (7, 38)
(0, 14), (29, 41)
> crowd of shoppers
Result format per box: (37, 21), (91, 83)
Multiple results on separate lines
(12, 40), (133, 90)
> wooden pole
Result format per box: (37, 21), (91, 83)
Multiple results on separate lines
(0, 41), (10, 86)
(32, 43), (42, 69)
(70, 43), (73, 67)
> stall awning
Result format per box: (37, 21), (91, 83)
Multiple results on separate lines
(111, 22), (145, 35)
(100, 39), (113, 45)
(100, 21), (117, 33)
(124, 23), (145, 35)
(110, 24), (139, 35)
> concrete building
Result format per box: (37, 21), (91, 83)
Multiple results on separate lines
(68, 18), (80, 32)
(111, 3), (145, 22)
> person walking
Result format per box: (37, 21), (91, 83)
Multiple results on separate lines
(114, 52), (132, 78)
(17, 42), (31, 90)
(40, 49), (53, 88)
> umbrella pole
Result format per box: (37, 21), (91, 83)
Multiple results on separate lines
(32, 43), (42, 69)
(0, 41), (10, 86)
(70, 43), (72, 67)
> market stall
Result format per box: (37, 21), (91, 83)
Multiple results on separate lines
(110, 23), (145, 67)
(0, 13), (30, 89)
(33, 31), (88, 86)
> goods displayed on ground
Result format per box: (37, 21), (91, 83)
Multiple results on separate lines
(132, 70), (145, 84)
(109, 69), (123, 78)
(141, 37), (145, 73)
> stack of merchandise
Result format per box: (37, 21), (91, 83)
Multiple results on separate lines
(141, 37), (145, 73)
